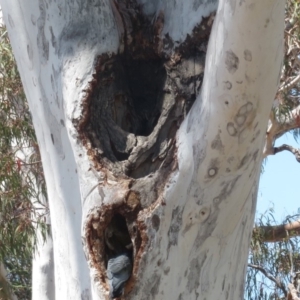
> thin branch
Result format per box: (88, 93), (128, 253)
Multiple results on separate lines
(274, 144), (300, 162)
(253, 220), (300, 242)
(263, 104), (300, 158)
(248, 263), (287, 297)
(279, 74), (300, 93)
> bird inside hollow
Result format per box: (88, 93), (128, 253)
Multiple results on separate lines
(105, 214), (133, 298)
(107, 253), (132, 299)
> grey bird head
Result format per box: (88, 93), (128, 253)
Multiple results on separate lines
(107, 253), (132, 299)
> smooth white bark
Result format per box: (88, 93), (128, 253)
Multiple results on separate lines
(31, 200), (54, 300)
(0, 0), (284, 299)
(0, 0), (103, 297)
(164, 2), (284, 298)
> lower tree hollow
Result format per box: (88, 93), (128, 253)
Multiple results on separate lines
(105, 214), (133, 261)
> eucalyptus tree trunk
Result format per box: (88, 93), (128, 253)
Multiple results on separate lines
(0, 0), (284, 299)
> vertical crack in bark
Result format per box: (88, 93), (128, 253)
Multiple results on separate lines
(167, 206), (184, 255)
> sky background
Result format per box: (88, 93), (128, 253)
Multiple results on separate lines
(257, 132), (300, 222)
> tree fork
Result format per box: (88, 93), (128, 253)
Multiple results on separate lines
(0, 0), (285, 299)
(77, 0), (215, 296)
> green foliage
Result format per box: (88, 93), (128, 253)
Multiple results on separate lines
(276, 0), (300, 140)
(246, 209), (300, 300)
(0, 24), (48, 299)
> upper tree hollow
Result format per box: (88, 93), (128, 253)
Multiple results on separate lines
(75, 13), (215, 179)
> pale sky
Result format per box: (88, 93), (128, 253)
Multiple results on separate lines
(257, 133), (300, 222)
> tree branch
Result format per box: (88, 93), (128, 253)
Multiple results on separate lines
(274, 144), (300, 162)
(0, 263), (18, 300)
(278, 74), (300, 93)
(263, 104), (300, 158)
(253, 220), (300, 243)
(248, 263), (287, 297)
